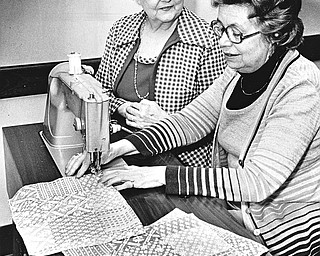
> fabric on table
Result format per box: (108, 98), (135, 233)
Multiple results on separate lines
(9, 174), (144, 256)
(63, 208), (269, 256)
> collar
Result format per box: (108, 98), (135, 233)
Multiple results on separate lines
(239, 47), (287, 93)
(114, 7), (213, 49)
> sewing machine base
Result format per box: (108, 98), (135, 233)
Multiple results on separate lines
(39, 131), (82, 176)
(40, 131), (127, 176)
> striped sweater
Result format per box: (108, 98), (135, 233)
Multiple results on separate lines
(126, 50), (320, 255)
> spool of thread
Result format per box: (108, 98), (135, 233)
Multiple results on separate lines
(68, 52), (82, 75)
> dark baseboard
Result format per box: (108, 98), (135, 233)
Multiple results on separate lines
(0, 58), (101, 99)
(0, 224), (13, 255)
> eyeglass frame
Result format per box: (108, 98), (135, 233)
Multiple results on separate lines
(210, 20), (261, 44)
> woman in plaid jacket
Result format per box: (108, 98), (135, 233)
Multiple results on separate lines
(95, 1), (226, 166)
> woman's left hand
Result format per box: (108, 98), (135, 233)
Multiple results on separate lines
(125, 99), (169, 128)
(99, 165), (166, 191)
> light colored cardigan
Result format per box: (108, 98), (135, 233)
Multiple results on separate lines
(126, 50), (320, 255)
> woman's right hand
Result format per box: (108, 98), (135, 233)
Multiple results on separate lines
(118, 100), (169, 129)
(65, 139), (139, 178)
(65, 150), (90, 178)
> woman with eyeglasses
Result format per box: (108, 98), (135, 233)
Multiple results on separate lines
(66, 0), (320, 255)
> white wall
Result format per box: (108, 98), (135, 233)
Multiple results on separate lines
(300, 0), (320, 35)
(0, 0), (320, 227)
(1, 0), (318, 68)
(0, 0), (142, 66)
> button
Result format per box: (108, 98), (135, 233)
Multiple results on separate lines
(245, 208), (251, 214)
(253, 229), (261, 236)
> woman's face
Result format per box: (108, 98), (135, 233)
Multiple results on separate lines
(217, 4), (272, 73)
(137, 0), (184, 24)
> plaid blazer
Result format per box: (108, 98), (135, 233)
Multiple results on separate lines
(96, 7), (226, 166)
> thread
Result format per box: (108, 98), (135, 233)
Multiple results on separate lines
(68, 52), (82, 75)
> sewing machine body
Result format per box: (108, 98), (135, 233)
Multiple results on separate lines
(40, 62), (110, 176)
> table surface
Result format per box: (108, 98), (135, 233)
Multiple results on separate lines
(3, 122), (261, 255)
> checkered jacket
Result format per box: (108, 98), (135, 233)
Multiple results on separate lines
(96, 7), (226, 166)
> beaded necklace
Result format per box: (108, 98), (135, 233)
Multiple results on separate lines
(133, 19), (177, 100)
(133, 20), (150, 100)
(133, 52), (150, 100)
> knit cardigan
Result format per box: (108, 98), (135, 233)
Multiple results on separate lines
(95, 7), (226, 167)
(126, 50), (320, 255)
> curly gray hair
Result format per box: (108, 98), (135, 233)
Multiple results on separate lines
(212, 0), (304, 49)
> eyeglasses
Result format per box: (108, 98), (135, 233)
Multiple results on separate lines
(211, 20), (261, 44)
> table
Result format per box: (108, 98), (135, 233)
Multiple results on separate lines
(3, 123), (262, 255)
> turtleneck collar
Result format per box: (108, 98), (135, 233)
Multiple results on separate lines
(239, 47), (287, 95)
(226, 47), (287, 110)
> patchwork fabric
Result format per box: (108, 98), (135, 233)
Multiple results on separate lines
(10, 175), (268, 256)
(64, 209), (269, 256)
(9, 174), (144, 256)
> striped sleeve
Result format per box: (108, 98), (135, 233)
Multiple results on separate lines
(165, 166), (244, 201)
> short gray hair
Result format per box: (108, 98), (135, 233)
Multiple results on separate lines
(212, 0), (304, 49)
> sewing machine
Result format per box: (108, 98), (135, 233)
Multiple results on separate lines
(39, 55), (110, 176)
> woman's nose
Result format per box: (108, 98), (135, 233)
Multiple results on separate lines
(219, 32), (233, 47)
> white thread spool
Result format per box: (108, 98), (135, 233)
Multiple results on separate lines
(68, 52), (82, 75)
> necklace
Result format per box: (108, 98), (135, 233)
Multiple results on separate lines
(133, 20), (149, 100)
(240, 51), (283, 96)
(133, 52), (150, 100)
(240, 76), (269, 96)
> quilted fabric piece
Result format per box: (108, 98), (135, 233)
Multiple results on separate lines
(64, 226), (179, 256)
(9, 174), (144, 256)
(63, 209), (269, 256)
(151, 209), (269, 256)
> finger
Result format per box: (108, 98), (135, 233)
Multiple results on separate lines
(99, 172), (123, 185)
(129, 102), (141, 111)
(126, 119), (144, 129)
(113, 181), (134, 191)
(125, 110), (136, 122)
(126, 105), (140, 117)
(103, 165), (130, 172)
(65, 153), (86, 176)
(70, 153), (87, 175)
(76, 156), (90, 178)
(65, 153), (79, 173)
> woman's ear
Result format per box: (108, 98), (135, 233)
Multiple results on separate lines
(269, 31), (283, 46)
(273, 32), (281, 39)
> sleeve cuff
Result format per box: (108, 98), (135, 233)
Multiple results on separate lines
(165, 165), (181, 195)
(125, 134), (154, 156)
